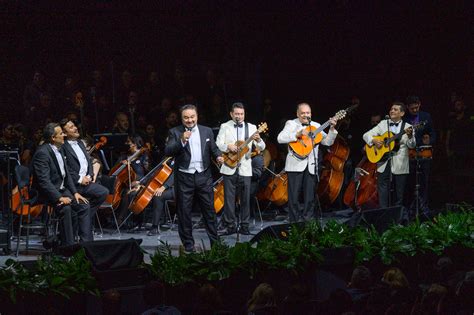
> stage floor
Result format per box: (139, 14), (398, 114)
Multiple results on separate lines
(1, 209), (355, 266)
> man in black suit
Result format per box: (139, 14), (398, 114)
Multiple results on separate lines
(164, 104), (224, 253)
(60, 119), (109, 234)
(32, 123), (91, 246)
(404, 96), (436, 216)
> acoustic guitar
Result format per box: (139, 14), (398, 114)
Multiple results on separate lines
(365, 121), (426, 163)
(222, 122), (268, 168)
(288, 105), (356, 159)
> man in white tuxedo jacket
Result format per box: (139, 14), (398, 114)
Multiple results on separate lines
(363, 102), (416, 208)
(277, 103), (337, 222)
(216, 103), (265, 235)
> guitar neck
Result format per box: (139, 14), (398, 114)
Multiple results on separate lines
(313, 120), (331, 135)
(238, 130), (258, 150)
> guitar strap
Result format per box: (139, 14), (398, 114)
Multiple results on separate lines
(245, 122), (249, 139)
(392, 121), (406, 152)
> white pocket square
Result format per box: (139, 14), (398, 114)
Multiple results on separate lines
(206, 138), (210, 142)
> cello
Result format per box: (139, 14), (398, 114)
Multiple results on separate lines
(106, 147), (147, 209)
(129, 157), (173, 214)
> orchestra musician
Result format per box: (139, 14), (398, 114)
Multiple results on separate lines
(216, 102), (265, 235)
(363, 102), (415, 208)
(116, 135), (150, 227)
(277, 102), (338, 223)
(32, 122), (91, 246)
(147, 168), (175, 236)
(60, 119), (109, 235)
(164, 104), (224, 253)
(404, 96), (436, 216)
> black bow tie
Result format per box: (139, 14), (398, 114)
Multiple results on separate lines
(302, 123), (310, 127)
(390, 122), (400, 127)
(234, 123), (243, 128)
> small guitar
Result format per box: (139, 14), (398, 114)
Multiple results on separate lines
(222, 122), (268, 168)
(365, 121), (426, 163)
(288, 105), (357, 159)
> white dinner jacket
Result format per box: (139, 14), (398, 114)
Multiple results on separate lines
(216, 120), (266, 176)
(277, 118), (337, 175)
(363, 119), (416, 174)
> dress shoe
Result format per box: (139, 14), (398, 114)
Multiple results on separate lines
(239, 226), (252, 235)
(183, 247), (196, 254)
(219, 226), (237, 236)
(147, 227), (160, 236)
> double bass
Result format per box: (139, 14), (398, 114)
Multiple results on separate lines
(317, 135), (350, 205)
(258, 170), (288, 206)
(129, 157), (173, 214)
(343, 156), (378, 211)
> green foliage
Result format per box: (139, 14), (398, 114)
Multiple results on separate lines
(0, 249), (99, 303)
(149, 210), (474, 285)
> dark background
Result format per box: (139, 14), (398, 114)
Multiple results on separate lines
(1, 2), (473, 122)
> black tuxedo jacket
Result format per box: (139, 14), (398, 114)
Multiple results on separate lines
(62, 140), (94, 186)
(32, 143), (77, 203)
(404, 110), (436, 145)
(164, 124), (221, 172)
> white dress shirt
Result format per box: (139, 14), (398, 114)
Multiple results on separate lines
(49, 144), (66, 189)
(68, 140), (89, 183)
(179, 126), (204, 174)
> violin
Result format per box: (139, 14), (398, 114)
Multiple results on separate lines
(129, 157), (173, 214)
(106, 147), (147, 209)
(213, 176), (224, 214)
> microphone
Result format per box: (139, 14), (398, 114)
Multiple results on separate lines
(306, 116), (311, 122)
(385, 115), (390, 119)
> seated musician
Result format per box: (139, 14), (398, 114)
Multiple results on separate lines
(60, 119), (109, 236)
(147, 168), (175, 236)
(116, 135), (150, 227)
(363, 102), (415, 208)
(32, 122), (91, 246)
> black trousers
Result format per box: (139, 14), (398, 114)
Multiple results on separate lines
(222, 173), (251, 228)
(151, 189), (175, 226)
(175, 169), (219, 250)
(287, 166), (318, 223)
(377, 164), (408, 208)
(56, 189), (92, 246)
(76, 182), (109, 228)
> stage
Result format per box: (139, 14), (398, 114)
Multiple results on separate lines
(0, 209), (355, 266)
